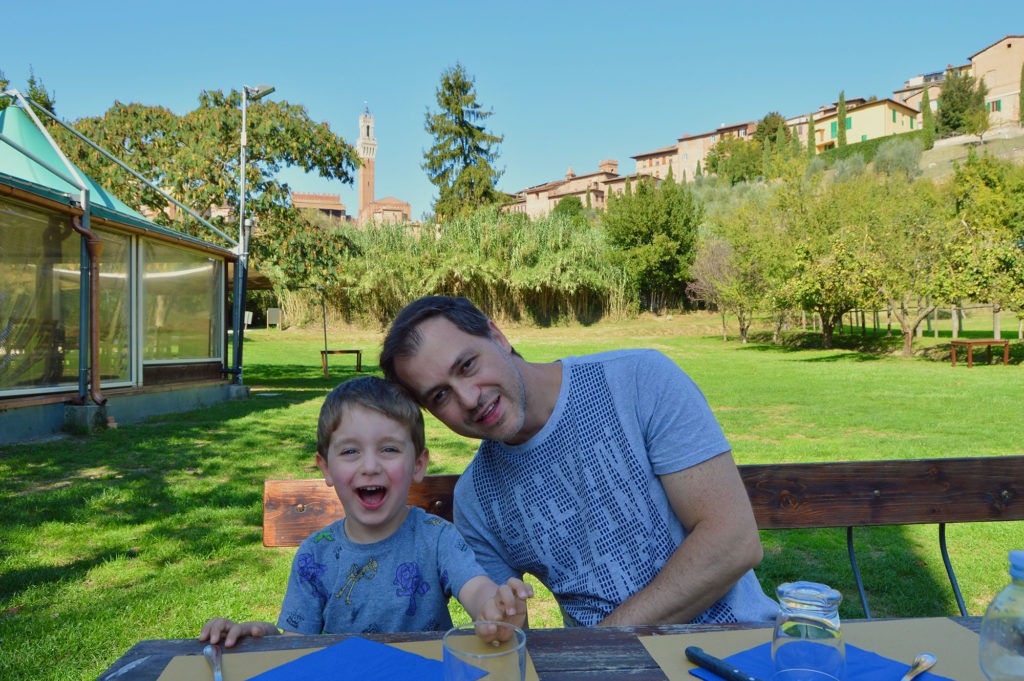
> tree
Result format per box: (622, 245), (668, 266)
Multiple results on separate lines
(836, 91), (848, 148)
(552, 195), (588, 226)
(0, 67), (56, 117)
(705, 135), (761, 184)
(1020, 61), (1024, 126)
(752, 112), (788, 147)
(873, 137), (923, 180)
(806, 113), (816, 158)
(945, 152), (1024, 323)
(920, 86), (935, 150)
(58, 90), (360, 290)
(602, 173), (702, 312)
(936, 68), (988, 136)
(422, 63), (504, 219)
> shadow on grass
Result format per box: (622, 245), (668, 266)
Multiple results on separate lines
(736, 331), (900, 362)
(734, 329), (1023, 365)
(757, 527), (963, 619)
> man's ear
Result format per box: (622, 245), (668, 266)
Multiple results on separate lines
(413, 448), (430, 483)
(487, 320), (513, 352)
(315, 453), (334, 487)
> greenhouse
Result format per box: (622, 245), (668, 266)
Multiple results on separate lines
(0, 93), (244, 443)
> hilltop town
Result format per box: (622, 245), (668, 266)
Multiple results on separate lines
(298, 34), (1022, 224)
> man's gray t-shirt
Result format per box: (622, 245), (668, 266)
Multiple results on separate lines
(278, 507), (486, 634)
(453, 349), (778, 626)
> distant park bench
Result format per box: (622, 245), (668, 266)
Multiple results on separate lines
(320, 349), (362, 378)
(263, 456), (1024, 618)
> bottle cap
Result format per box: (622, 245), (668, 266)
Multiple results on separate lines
(1010, 550), (1024, 579)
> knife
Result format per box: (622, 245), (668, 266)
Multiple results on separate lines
(685, 646), (768, 681)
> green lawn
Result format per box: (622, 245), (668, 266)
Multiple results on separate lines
(1, 313), (1022, 681)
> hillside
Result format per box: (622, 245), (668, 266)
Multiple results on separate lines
(919, 125), (1024, 180)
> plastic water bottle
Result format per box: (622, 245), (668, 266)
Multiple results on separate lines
(979, 550), (1024, 681)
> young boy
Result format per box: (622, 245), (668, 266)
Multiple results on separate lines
(200, 376), (531, 647)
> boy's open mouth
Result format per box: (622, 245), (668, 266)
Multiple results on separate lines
(357, 486), (386, 508)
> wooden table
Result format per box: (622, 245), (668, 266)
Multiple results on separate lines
(97, 617), (981, 681)
(950, 339), (1010, 368)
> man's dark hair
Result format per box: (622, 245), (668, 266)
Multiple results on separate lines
(380, 296), (491, 389)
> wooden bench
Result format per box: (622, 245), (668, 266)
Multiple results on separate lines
(320, 349), (363, 378)
(950, 339), (1010, 368)
(264, 456), (1024, 618)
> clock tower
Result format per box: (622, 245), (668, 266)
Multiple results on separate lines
(357, 105), (377, 221)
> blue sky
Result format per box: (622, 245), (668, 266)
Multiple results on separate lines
(4, 1), (1022, 220)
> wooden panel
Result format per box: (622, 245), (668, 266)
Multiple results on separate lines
(263, 458), (1024, 546)
(740, 456), (1024, 530)
(263, 475), (459, 547)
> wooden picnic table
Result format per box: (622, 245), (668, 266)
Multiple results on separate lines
(950, 339), (1010, 368)
(97, 617), (982, 680)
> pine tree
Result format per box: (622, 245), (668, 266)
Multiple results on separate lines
(837, 91), (848, 148)
(936, 68), (988, 136)
(921, 85), (935, 150)
(422, 63), (504, 219)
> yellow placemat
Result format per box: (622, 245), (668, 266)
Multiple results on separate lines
(640, 618), (981, 681)
(157, 639), (539, 681)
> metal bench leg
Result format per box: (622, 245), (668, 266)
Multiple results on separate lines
(939, 523), (968, 616)
(847, 526), (871, 618)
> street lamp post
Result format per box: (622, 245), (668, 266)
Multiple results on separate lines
(231, 83), (274, 385)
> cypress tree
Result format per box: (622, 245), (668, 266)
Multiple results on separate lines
(921, 85), (935, 150)
(807, 113), (816, 157)
(1019, 62), (1024, 126)
(837, 91), (848, 148)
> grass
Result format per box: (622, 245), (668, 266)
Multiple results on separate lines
(1, 312), (1023, 681)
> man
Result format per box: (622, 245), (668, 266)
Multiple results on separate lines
(381, 296), (777, 626)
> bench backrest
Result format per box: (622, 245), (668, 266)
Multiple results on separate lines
(263, 475), (460, 547)
(263, 456), (1023, 547)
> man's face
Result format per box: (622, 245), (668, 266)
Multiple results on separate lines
(393, 316), (531, 444)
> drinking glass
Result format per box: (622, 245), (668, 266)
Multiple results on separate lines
(443, 621), (526, 681)
(771, 581), (845, 681)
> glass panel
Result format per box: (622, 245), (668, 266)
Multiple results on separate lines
(142, 240), (222, 361)
(0, 198), (80, 391)
(96, 229), (132, 382)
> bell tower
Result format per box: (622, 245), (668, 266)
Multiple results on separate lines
(357, 105), (377, 221)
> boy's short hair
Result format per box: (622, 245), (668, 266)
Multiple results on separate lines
(317, 376), (425, 458)
(380, 296), (492, 389)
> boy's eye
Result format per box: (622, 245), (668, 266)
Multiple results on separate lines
(338, 448), (358, 456)
(459, 357), (474, 373)
(432, 388), (448, 405)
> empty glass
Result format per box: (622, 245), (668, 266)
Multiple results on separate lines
(771, 581), (845, 681)
(443, 621), (526, 681)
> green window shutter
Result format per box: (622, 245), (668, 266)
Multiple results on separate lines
(861, 135), (867, 142)
(831, 121), (837, 138)
(995, 100), (1002, 111)
(845, 116), (852, 130)
(910, 117), (914, 129)
(892, 110), (896, 122)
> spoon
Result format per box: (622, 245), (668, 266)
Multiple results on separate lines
(203, 643), (224, 681)
(899, 652), (937, 681)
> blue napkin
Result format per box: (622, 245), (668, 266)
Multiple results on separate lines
(249, 636), (487, 681)
(688, 641), (953, 681)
